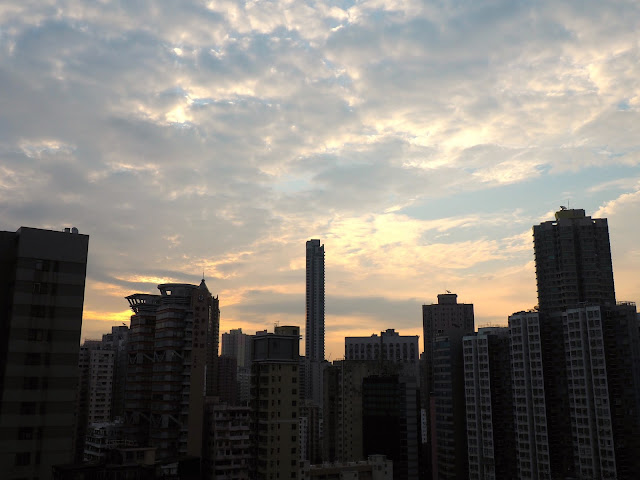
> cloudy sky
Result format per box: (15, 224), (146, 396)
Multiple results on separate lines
(2, 0), (640, 359)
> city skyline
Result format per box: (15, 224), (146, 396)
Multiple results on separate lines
(1, 1), (640, 361)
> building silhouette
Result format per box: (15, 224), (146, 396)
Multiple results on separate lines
(250, 326), (301, 480)
(0, 226), (89, 480)
(463, 327), (516, 480)
(422, 293), (474, 480)
(73, 325), (129, 463)
(101, 325), (129, 420)
(533, 207), (616, 313)
(204, 400), (251, 479)
(345, 328), (419, 371)
(74, 340), (115, 461)
(305, 239), (325, 407)
(123, 280), (220, 461)
(221, 328), (253, 405)
(362, 375), (420, 480)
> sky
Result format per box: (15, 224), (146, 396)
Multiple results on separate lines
(1, 0), (640, 360)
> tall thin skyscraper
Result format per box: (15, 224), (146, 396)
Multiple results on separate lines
(0, 226), (89, 480)
(305, 239), (324, 407)
(533, 207), (616, 312)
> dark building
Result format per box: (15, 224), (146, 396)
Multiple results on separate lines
(102, 325), (129, 420)
(305, 239), (325, 407)
(250, 326), (301, 480)
(463, 327), (516, 480)
(217, 355), (238, 406)
(422, 294), (473, 480)
(519, 208), (640, 479)
(533, 207), (616, 313)
(0, 226), (89, 480)
(362, 375), (420, 480)
(602, 303), (640, 479)
(123, 280), (220, 461)
(430, 328), (468, 480)
(123, 294), (160, 447)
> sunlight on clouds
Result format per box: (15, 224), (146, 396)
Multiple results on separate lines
(165, 105), (192, 124)
(326, 212), (511, 275)
(473, 159), (544, 184)
(20, 140), (75, 158)
(114, 274), (181, 285)
(82, 308), (132, 324)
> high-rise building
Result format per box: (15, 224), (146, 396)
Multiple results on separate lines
(122, 293), (160, 447)
(305, 239), (325, 407)
(423, 293), (474, 393)
(533, 207), (616, 313)
(463, 327), (516, 480)
(362, 375), (420, 480)
(101, 325), (129, 420)
(508, 311), (553, 480)
(250, 326), (301, 480)
(431, 327), (469, 480)
(422, 293), (474, 479)
(123, 280), (220, 461)
(204, 400), (251, 479)
(323, 360), (379, 464)
(73, 326), (129, 462)
(345, 329), (419, 368)
(0, 226), (89, 480)
(221, 328), (253, 405)
(217, 355), (238, 406)
(221, 328), (253, 368)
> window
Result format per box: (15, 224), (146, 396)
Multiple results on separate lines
(18, 428), (33, 440)
(25, 353), (41, 366)
(23, 377), (39, 390)
(15, 452), (30, 466)
(27, 329), (44, 342)
(20, 402), (36, 415)
(30, 305), (46, 318)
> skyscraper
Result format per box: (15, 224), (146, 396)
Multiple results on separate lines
(123, 280), (220, 461)
(362, 375), (420, 480)
(0, 226), (89, 480)
(533, 207), (616, 312)
(463, 327), (516, 480)
(250, 326), (301, 480)
(305, 239), (324, 407)
(422, 293), (474, 480)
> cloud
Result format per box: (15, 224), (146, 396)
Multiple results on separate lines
(1, 0), (639, 358)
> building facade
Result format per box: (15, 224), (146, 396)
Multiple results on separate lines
(533, 207), (616, 313)
(204, 400), (251, 479)
(423, 293), (474, 480)
(221, 328), (252, 368)
(345, 329), (419, 373)
(123, 280), (220, 461)
(251, 326), (302, 480)
(302, 454), (393, 480)
(463, 327), (516, 480)
(305, 239), (325, 408)
(0, 226), (89, 480)
(362, 375), (420, 480)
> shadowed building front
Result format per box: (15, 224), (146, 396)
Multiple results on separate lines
(0, 226), (89, 480)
